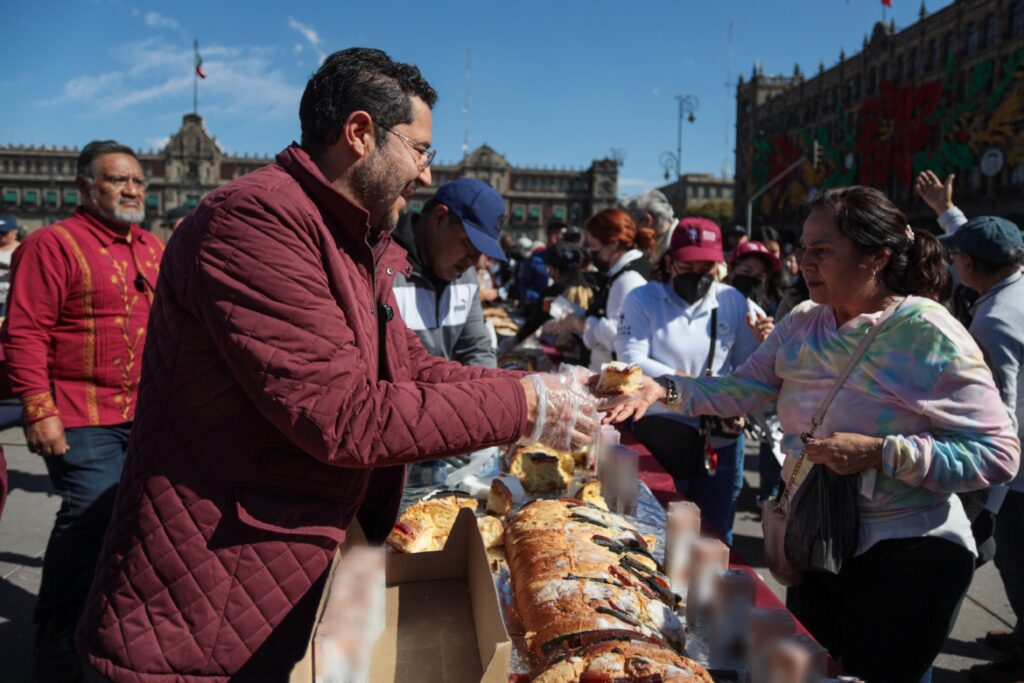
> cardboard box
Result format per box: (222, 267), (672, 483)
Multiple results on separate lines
(291, 508), (511, 683)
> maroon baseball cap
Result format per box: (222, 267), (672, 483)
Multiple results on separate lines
(669, 217), (724, 263)
(729, 240), (782, 272)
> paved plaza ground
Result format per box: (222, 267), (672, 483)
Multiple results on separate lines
(0, 424), (1015, 681)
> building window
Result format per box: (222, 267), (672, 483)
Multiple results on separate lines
(966, 22), (979, 55)
(1014, 1), (1024, 37)
(868, 68), (878, 94)
(945, 33), (956, 62)
(895, 55), (905, 83)
(44, 190), (58, 206)
(64, 190), (78, 205)
(185, 195), (200, 207)
(410, 201), (423, 213)
(528, 205), (541, 224)
(984, 14), (996, 48)
(927, 39), (938, 70)
(553, 206), (566, 220)
(908, 48), (917, 77)
(24, 190), (38, 204)
(145, 194), (160, 209)
(2, 190), (17, 206)
(512, 205), (525, 222)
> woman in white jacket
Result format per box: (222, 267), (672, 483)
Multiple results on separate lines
(616, 218), (758, 543)
(550, 208), (654, 370)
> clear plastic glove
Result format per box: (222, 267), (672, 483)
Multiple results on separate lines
(556, 363), (597, 395)
(519, 373), (599, 452)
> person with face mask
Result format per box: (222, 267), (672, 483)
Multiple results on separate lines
(615, 217), (758, 544)
(549, 208), (654, 371)
(727, 241), (786, 506)
(0, 140), (165, 681)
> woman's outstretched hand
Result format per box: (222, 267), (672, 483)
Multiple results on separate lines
(599, 375), (667, 424)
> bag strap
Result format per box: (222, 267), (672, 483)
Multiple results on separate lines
(704, 307), (718, 377)
(777, 296), (907, 510)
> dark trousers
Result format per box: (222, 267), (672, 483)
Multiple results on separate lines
(34, 424), (130, 628)
(787, 536), (974, 683)
(758, 438), (782, 503)
(633, 415), (745, 545)
(995, 489), (1024, 659)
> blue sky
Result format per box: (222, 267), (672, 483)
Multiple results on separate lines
(1, 0), (953, 197)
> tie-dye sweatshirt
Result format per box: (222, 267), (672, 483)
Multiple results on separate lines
(670, 297), (1020, 554)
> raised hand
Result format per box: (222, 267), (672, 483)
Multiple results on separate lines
(913, 171), (955, 216)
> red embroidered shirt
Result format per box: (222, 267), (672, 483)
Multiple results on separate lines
(1, 208), (164, 427)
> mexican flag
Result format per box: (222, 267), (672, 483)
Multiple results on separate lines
(195, 40), (206, 79)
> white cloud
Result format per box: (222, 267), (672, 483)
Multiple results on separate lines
(144, 11), (179, 30)
(44, 38), (301, 120)
(288, 17), (326, 64)
(652, 87), (661, 97)
(293, 43), (304, 53)
(145, 135), (170, 150)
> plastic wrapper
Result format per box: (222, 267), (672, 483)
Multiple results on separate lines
(519, 372), (599, 453)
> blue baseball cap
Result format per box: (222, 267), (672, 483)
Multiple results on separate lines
(940, 215), (1023, 264)
(434, 178), (508, 262)
(0, 215), (17, 233)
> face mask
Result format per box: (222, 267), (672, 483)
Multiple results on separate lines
(589, 249), (610, 273)
(672, 272), (714, 304)
(731, 274), (763, 300)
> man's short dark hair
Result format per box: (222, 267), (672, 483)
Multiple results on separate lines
(299, 47), (438, 159)
(76, 140), (138, 178)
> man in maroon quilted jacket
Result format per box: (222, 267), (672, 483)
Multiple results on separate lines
(76, 48), (596, 682)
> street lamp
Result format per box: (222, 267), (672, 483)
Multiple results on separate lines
(660, 93), (699, 214)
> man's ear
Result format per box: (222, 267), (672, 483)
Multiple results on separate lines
(340, 110), (375, 160)
(75, 174), (92, 203)
(430, 204), (449, 230)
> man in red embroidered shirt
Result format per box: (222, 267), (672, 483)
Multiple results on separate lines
(0, 139), (164, 681)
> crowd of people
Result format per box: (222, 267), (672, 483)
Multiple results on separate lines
(0, 46), (1020, 683)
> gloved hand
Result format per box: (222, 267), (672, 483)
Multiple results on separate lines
(519, 373), (599, 453)
(556, 363), (598, 395)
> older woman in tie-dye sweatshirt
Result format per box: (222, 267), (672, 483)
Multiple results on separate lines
(606, 187), (1019, 683)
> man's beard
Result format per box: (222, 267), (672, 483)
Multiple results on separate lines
(351, 146), (410, 233)
(89, 188), (145, 225)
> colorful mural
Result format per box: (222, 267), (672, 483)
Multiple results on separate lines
(748, 46), (1024, 218)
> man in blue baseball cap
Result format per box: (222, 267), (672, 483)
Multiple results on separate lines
(393, 178), (507, 366)
(940, 214), (1024, 683)
(392, 178), (509, 480)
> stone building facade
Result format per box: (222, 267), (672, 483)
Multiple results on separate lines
(0, 117), (617, 243)
(735, 0), (1024, 235)
(412, 145), (619, 242)
(656, 173), (735, 219)
(0, 114), (269, 237)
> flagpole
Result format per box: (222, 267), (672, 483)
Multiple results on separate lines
(193, 38), (199, 116)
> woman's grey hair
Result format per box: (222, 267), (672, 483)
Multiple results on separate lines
(627, 190), (676, 230)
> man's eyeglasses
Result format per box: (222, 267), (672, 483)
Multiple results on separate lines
(376, 122), (436, 170)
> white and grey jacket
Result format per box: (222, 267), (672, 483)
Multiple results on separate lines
(392, 220), (496, 368)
